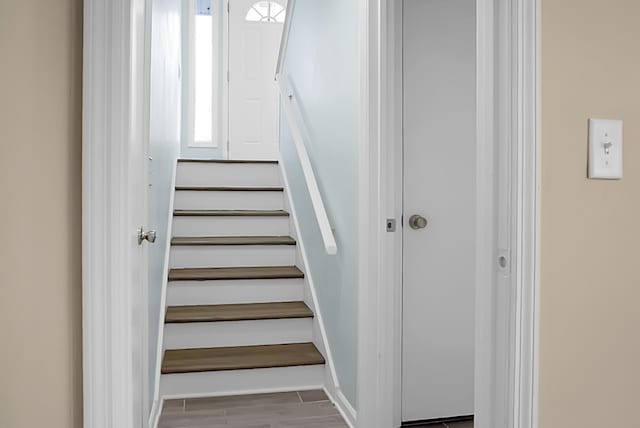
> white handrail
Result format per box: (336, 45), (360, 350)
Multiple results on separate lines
(276, 74), (338, 255)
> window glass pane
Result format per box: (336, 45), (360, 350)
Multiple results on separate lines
(194, 12), (213, 143)
(246, 1), (285, 23)
(245, 8), (262, 22)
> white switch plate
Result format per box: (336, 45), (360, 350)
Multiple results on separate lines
(588, 118), (623, 180)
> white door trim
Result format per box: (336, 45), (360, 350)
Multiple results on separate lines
(357, 0), (539, 427)
(82, 0), (149, 427)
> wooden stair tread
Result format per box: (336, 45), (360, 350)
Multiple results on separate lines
(173, 209), (289, 217)
(162, 343), (325, 374)
(175, 186), (283, 192)
(165, 302), (313, 323)
(178, 159), (278, 164)
(169, 266), (304, 281)
(171, 236), (296, 246)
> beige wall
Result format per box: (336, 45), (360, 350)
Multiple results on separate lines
(539, 0), (640, 426)
(0, 1), (83, 427)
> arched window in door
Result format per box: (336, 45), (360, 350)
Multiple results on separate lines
(245, 1), (286, 23)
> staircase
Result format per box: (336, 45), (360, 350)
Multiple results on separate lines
(158, 159), (326, 398)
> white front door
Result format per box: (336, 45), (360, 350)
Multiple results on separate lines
(228, 0), (286, 160)
(401, 0), (476, 422)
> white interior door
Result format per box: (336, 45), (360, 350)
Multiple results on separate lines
(401, 0), (476, 422)
(228, 0), (286, 160)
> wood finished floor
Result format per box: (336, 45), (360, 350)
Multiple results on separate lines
(158, 390), (349, 428)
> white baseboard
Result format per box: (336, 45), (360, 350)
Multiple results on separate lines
(325, 386), (357, 428)
(148, 398), (162, 428)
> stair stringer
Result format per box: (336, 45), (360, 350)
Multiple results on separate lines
(279, 160), (356, 428)
(149, 161), (178, 428)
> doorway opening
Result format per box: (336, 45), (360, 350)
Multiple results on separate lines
(357, 0), (539, 427)
(182, 0), (287, 160)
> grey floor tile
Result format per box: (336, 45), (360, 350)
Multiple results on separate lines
(161, 399), (185, 415)
(158, 390), (348, 428)
(277, 415), (349, 428)
(225, 401), (339, 423)
(185, 391), (302, 411)
(158, 414), (226, 428)
(297, 390), (329, 403)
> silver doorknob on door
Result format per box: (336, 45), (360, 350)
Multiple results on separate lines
(138, 227), (157, 245)
(409, 215), (428, 230)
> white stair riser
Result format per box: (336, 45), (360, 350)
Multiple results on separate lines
(163, 318), (313, 350)
(159, 365), (324, 398)
(169, 245), (296, 268)
(166, 279), (305, 306)
(176, 162), (281, 187)
(172, 216), (289, 237)
(174, 191), (284, 211)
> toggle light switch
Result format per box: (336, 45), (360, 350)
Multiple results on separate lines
(588, 118), (623, 180)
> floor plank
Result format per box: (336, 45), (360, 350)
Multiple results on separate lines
(158, 390), (348, 428)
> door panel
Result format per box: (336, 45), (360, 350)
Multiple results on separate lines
(228, 0), (286, 160)
(401, 0), (476, 422)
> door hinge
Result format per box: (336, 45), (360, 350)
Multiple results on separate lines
(227, 1), (230, 13)
(227, 71), (230, 82)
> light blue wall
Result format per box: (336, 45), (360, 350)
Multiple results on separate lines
(279, 0), (360, 408)
(148, 0), (182, 407)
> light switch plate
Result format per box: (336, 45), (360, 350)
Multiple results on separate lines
(588, 118), (623, 180)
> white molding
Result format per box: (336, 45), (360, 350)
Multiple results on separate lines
(275, 0), (296, 76)
(513, 0), (540, 426)
(149, 161), (178, 427)
(82, 0), (147, 427)
(326, 387), (357, 428)
(222, 0), (230, 158)
(278, 156), (343, 399)
(359, 1), (540, 428)
(474, 0), (497, 426)
(149, 398), (163, 428)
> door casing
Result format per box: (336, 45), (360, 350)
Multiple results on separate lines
(357, 0), (540, 427)
(82, 0), (150, 427)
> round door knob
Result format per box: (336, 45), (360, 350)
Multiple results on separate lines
(138, 227), (157, 245)
(409, 215), (428, 230)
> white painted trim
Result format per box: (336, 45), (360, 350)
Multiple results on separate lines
(278, 155), (342, 400)
(222, 0), (230, 158)
(329, 388), (357, 428)
(184, 0), (225, 150)
(149, 161), (178, 427)
(275, 0), (295, 77)
(276, 75), (338, 255)
(358, 0), (540, 427)
(83, 0), (148, 427)
(474, 0), (497, 426)
(149, 398), (163, 428)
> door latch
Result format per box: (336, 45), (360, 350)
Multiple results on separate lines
(386, 218), (397, 232)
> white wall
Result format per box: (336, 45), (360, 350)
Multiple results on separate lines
(148, 0), (182, 407)
(279, 0), (360, 407)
